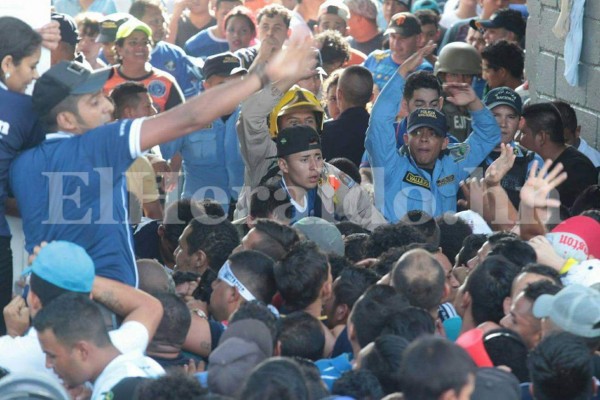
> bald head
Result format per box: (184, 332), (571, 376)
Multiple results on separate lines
(137, 258), (175, 294)
(391, 249), (446, 313)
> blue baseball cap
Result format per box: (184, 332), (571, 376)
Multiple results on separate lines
(22, 241), (95, 293)
(407, 108), (448, 137)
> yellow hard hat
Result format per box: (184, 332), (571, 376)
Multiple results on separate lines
(268, 85), (325, 137)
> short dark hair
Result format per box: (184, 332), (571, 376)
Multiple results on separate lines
(571, 186), (600, 216)
(465, 255), (519, 324)
(0, 16), (43, 83)
(315, 30), (350, 69)
(482, 328), (529, 382)
(456, 234), (488, 267)
(522, 102), (566, 145)
(293, 358), (329, 400)
(364, 222), (427, 258)
(350, 285), (408, 347)
(343, 233), (369, 262)
(552, 100), (578, 132)
(381, 306), (436, 342)
(186, 216), (240, 271)
(137, 373), (207, 399)
(162, 199), (206, 248)
(75, 12), (103, 38)
(328, 157), (361, 184)
(522, 280), (562, 302)
(239, 357), (309, 400)
(109, 82), (148, 119)
(249, 184), (293, 221)
(332, 369), (384, 399)
(33, 293), (112, 348)
(415, 9), (440, 26)
(529, 332), (594, 400)
(335, 221), (370, 236)
(30, 272), (83, 307)
(256, 4), (292, 27)
(391, 249), (445, 312)
(150, 293), (191, 349)
(229, 250), (277, 304)
(275, 241), (329, 312)
(519, 263), (562, 286)
(327, 253), (353, 281)
(400, 336), (476, 400)
(333, 266), (378, 309)
(229, 300), (279, 346)
(403, 70), (442, 101)
(372, 247), (405, 277)
(338, 65), (374, 107)
(401, 210), (441, 247)
(129, 0), (163, 19)
(481, 40), (524, 80)
(278, 311), (325, 361)
(436, 214), (473, 263)
(361, 335), (410, 394)
(487, 237), (536, 269)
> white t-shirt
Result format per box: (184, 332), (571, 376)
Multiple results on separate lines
(289, 10), (313, 41)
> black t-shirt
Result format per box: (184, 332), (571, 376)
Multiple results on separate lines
(133, 219), (163, 264)
(553, 146), (598, 209)
(176, 15), (216, 49)
(348, 32), (384, 57)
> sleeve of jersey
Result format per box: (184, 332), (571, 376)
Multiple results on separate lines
(108, 320), (150, 355)
(83, 118), (145, 180)
(456, 107), (500, 181)
(364, 72), (404, 174)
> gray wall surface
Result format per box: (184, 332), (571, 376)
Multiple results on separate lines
(526, 0), (600, 148)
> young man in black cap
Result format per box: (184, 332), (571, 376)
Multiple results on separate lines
(9, 39), (315, 287)
(470, 8), (526, 47)
(160, 52), (247, 214)
(478, 86), (542, 207)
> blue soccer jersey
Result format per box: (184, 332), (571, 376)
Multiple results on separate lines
(10, 119), (146, 286)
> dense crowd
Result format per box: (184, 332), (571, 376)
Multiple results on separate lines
(0, 0), (599, 399)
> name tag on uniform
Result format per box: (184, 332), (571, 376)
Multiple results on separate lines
(436, 175), (455, 187)
(403, 172), (430, 189)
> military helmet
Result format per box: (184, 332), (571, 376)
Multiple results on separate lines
(434, 42), (482, 76)
(269, 85), (325, 137)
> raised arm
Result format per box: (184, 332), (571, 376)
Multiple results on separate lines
(139, 38), (317, 151)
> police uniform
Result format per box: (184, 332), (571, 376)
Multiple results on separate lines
(365, 70), (500, 222)
(363, 49), (432, 92)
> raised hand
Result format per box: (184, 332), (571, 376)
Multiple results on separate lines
(443, 82), (478, 108)
(484, 143), (517, 186)
(266, 37), (318, 83)
(519, 159), (568, 209)
(399, 40), (437, 78)
(37, 20), (61, 51)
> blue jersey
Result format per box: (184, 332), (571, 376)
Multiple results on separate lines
(151, 41), (205, 99)
(53, 0), (117, 16)
(184, 29), (228, 60)
(365, 71), (500, 221)
(10, 119), (144, 286)
(0, 84), (45, 237)
(160, 110), (244, 212)
(363, 49), (432, 92)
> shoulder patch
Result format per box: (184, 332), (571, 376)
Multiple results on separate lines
(147, 80), (167, 98)
(403, 171), (430, 189)
(373, 51), (389, 62)
(447, 143), (470, 162)
(436, 174), (455, 187)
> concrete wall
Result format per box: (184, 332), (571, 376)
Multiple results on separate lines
(526, 0), (600, 148)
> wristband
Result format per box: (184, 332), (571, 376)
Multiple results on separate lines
(559, 258), (578, 275)
(193, 308), (208, 320)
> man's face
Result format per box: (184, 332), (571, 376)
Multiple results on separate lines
(382, 0), (409, 23)
(297, 74), (322, 98)
(77, 33), (103, 64)
(317, 14), (347, 34)
(346, 13), (361, 36)
(466, 28), (486, 53)
(436, 250), (459, 303)
(174, 224), (198, 272)
(500, 292), (541, 349)
(404, 127), (448, 169)
(420, 23), (439, 46)
(389, 33), (419, 64)
(38, 329), (88, 389)
(239, 227), (263, 252)
(279, 149), (324, 189)
(518, 120), (539, 153)
(71, 92), (115, 132)
(257, 15), (289, 49)
(406, 88), (442, 113)
(483, 27), (510, 46)
(140, 6), (167, 42)
(481, 60), (504, 89)
(492, 105), (519, 145)
(322, 276), (340, 328)
(117, 31), (151, 66)
(101, 42), (118, 65)
(128, 93), (157, 118)
(209, 276), (235, 321)
(326, 84), (341, 120)
(279, 108), (318, 131)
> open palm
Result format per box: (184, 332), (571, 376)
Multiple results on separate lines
(520, 159), (568, 209)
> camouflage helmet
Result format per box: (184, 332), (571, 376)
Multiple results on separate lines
(268, 85), (325, 137)
(434, 42), (482, 76)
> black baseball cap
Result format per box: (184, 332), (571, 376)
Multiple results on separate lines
(96, 13), (131, 43)
(51, 12), (80, 46)
(202, 52), (247, 80)
(272, 126), (322, 158)
(484, 87), (523, 115)
(407, 108), (447, 137)
(385, 12), (421, 37)
(469, 9), (526, 38)
(32, 61), (111, 116)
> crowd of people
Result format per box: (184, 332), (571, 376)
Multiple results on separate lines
(0, 0), (600, 398)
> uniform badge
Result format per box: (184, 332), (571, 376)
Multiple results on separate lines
(403, 172), (430, 189)
(148, 80), (167, 98)
(448, 143), (470, 163)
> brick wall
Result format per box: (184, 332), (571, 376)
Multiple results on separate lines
(526, 0), (600, 148)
